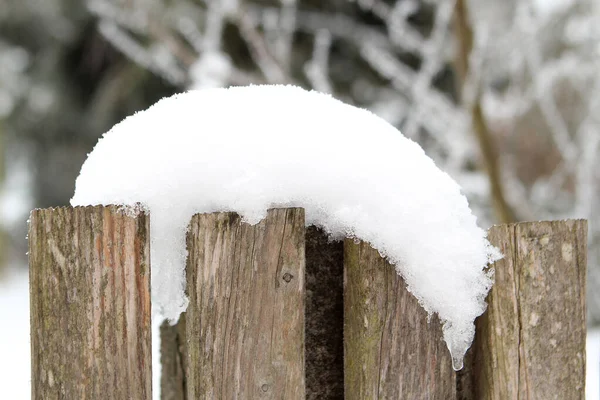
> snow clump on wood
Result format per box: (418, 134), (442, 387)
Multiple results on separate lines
(71, 85), (501, 370)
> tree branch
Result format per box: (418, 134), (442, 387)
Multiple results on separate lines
(453, 0), (516, 223)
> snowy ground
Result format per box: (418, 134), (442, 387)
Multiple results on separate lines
(0, 269), (30, 399)
(589, 328), (600, 400)
(0, 269), (163, 400)
(1, 269), (599, 399)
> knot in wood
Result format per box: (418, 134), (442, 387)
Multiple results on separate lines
(261, 384), (270, 392)
(282, 273), (293, 283)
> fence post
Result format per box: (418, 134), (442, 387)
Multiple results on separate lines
(159, 317), (186, 400)
(305, 226), (344, 399)
(28, 206), (152, 399)
(467, 220), (587, 399)
(156, 212), (585, 399)
(28, 207), (586, 399)
(162, 208), (306, 399)
(344, 239), (457, 399)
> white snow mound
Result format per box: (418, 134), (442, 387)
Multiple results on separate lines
(71, 85), (501, 370)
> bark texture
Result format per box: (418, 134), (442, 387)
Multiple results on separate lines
(344, 239), (456, 400)
(183, 208), (306, 399)
(28, 205), (152, 400)
(470, 220), (587, 400)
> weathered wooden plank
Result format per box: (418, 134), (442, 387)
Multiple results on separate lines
(471, 220), (587, 400)
(29, 205), (152, 400)
(344, 239), (456, 400)
(159, 316), (186, 400)
(183, 208), (306, 399)
(160, 218), (340, 400)
(305, 226), (344, 399)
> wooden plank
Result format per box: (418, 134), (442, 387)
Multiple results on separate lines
(183, 208), (305, 399)
(159, 317), (186, 400)
(344, 239), (456, 400)
(305, 226), (344, 399)
(29, 205), (152, 400)
(471, 220), (587, 399)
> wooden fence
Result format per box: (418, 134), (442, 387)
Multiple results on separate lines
(28, 206), (587, 399)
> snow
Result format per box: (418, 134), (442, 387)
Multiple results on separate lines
(189, 51), (232, 90)
(0, 269), (30, 399)
(589, 328), (600, 400)
(71, 84), (500, 370)
(531, 0), (574, 19)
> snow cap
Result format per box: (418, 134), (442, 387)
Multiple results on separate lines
(71, 85), (501, 370)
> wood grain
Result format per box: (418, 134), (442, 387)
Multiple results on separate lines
(472, 220), (587, 400)
(159, 316), (186, 400)
(157, 212), (586, 399)
(344, 239), (456, 400)
(183, 208), (306, 399)
(305, 226), (344, 399)
(29, 205), (152, 400)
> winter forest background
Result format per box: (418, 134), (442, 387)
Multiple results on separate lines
(1, 0), (600, 397)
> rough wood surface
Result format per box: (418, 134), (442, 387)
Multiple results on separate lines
(344, 239), (456, 400)
(305, 226), (344, 399)
(183, 208), (305, 399)
(160, 316), (186, 400)
(471, 220), (587, 400)
(28, 205), (152, 400)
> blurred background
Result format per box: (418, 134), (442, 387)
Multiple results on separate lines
(1, 0), (599, 397)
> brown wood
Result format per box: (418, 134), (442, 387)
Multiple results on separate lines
(305, 226), (344, 399)
(344, 239), (456, 400)
(471, 220), (587, 400)
(28, 205), (152, 400)
(160, 223), (343, 400)
(181, 208), (306, 399)
(159, 316), (186, 400)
